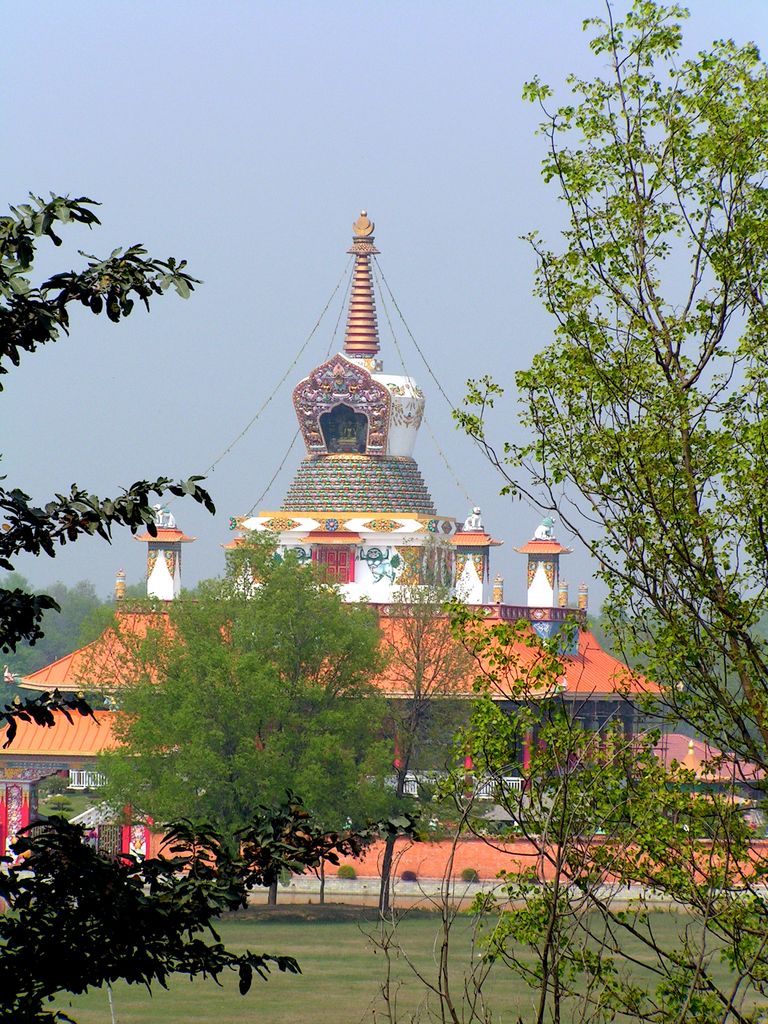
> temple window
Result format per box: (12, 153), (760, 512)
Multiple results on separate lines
(320, 403), (368, 453)
(312, 545), (356, 584)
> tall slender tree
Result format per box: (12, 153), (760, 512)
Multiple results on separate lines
(452, 2), (768, 1018)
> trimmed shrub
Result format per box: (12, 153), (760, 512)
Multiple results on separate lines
(460, 867), (480, 883)
(400, 870), (418, 882)
(46, 795), (74, 816)
(337, 864), (357, 880)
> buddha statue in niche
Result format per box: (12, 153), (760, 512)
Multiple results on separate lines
(320, 403), (369, 453)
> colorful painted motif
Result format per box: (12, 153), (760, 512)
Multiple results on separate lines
(543, 561), (556, 589)
(281, 456), (436, 515)
(146, 550), (159, 579)
(263, 517), (301, 532)
(527, 559), (537, 589)
(427, 519), (439, 533)
(323, 518), (340, 532)
(390, 397), (425, 429)
(359, 546), (399, 583)
(386, 382), (424, 399)
(293, 354), (390, 455)
(129, 825), (147, 859)
(456, 552), (484, 580)
(5, 784), (22, 851)
(396, 546), (422, 586)
(1, 763), (66, 781)
(362, 519), (400, 532)
(228, 517), (240, 531)
(164, 551), (177, 577)
(532, 622), (556, 641)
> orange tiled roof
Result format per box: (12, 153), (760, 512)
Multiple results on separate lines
(304, 531), (362, 545)
(375, 611), (650, 698)
(3, 710), (118, 756)
(20, 610), (170, 693)
(452, 531), (503, 547)
(20, 605), (647, 700)
(514, 540), (573, 555)
(135, 528), (195, 543)
(563, 630), (649, 695)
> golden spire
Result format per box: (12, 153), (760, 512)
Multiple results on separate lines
(344, 210), (381, 360)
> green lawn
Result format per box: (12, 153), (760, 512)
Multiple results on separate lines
(38, 792), (96, 820)
(54, 907), (761, 1024)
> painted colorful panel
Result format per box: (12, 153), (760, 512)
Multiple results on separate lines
(293, 354), (390, 455)
(263, 517), (301, 532)
(362, 519), (400, 532)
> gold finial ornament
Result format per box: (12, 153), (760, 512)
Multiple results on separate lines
(353, 210), (375, 237)
(344, 209), (380, 358)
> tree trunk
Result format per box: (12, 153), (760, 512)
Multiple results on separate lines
(378, 831), (397, 915)
(319, 860), (325, 905)
(268, 878), (278, 906)
(379, 768), (406, 915)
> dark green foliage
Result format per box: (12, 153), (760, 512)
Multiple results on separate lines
(0, 474), (213, 654)
(460, 867), (479, 883)
(0, 815), (301, 1023)
(0, 192), (214, 656)
(1, 689), (94, 749)
(37, 772), (68, 799)
(337, 863), (357, 879)
(44, 795), (73, 815)
(0, 194), (197, 382)
(0, 797), (415, 1021)
(237, 794), (385, 890)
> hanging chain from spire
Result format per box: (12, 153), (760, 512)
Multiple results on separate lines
(244, 262), (354, 516)
(374, 263), (473, 505)
(170, 258), (353, 506)
(372, 259), (546, 521)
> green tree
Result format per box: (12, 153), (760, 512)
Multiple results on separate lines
(451, 2), (768, 1019)
(2, 573), (108, 678)
(102, 537), (395, 900)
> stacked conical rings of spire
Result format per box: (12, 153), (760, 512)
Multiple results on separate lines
(344, 210), (381, 359)
(344, 254), (380, 357)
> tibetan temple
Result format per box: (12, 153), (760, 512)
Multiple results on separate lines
(0, 212), (648, 854)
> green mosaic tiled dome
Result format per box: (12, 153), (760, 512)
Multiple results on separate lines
(281, 456), (436, 515)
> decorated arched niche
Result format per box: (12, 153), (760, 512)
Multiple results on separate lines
(292, 354), (390, 455)
(320, 403), (368, 453)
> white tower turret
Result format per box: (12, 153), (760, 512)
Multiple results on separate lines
(135, 506), (196, 600)
(515, 518), (572, 609)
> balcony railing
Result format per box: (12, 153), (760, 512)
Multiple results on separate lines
(69, 769), (106, 790)
(385, 770), (524, 800)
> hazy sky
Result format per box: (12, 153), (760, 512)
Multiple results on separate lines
(5, 1), (767, 608)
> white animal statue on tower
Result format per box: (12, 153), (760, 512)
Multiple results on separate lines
(463, 506), (483, 531)
(534, 517), (555, 540)
(153, 503), (176, 529)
